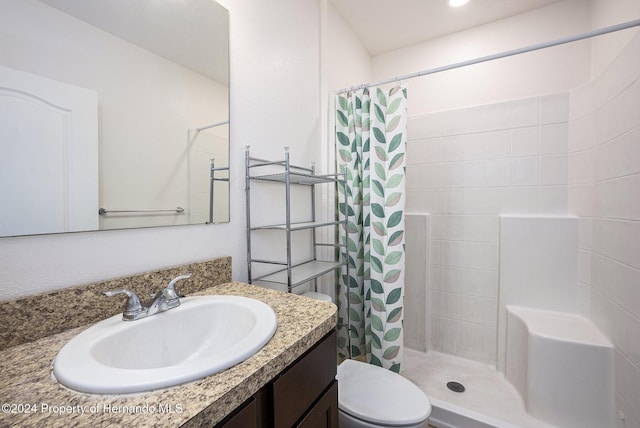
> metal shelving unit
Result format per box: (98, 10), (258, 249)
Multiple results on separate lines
(245, 147), (348, 293)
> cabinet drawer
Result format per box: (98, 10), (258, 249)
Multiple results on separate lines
(297, 380), (338, 428)
(216, 396), (256, 428)
(272, 331), (337, 427)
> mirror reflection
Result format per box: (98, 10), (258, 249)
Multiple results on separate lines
(0, 0), (229, 238)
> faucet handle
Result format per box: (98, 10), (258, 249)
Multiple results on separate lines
(163, 273), (192, 303)
(104, 289), (146, 320)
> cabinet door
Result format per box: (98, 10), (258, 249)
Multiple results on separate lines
(296, 381), (338, 428)
(272, 331), (337, 427)
(216, 396), (257, 428)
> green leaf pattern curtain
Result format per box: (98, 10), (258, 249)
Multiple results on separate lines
(336, 86), (407, 372)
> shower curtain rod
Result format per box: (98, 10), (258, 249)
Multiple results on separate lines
(195, 120), (229, 132)
(335, 18), (640, 94)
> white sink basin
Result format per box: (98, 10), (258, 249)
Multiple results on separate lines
(53, 295), (277, 394)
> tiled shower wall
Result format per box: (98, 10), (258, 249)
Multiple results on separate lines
(406, 92), (570, 364)
(569, 32), (640, 427)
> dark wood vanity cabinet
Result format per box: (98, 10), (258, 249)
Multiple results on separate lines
(216, 330), (338, 428)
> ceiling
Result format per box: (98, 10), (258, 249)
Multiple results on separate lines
(329, 0), (564, 56)
(38, 0), (229, 85)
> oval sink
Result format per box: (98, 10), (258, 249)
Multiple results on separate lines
(53, 295), (277, 394)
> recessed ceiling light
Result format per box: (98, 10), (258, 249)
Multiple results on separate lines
(449, 0), (470, 7)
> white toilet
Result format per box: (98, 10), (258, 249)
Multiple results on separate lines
(336, 359), (432, 427)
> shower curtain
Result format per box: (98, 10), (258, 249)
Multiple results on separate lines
(335, 86), (407, 372)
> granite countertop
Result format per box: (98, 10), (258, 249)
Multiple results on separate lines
(0, 282), (337, 427)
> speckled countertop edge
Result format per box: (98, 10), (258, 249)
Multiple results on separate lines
(0, 282), (337, 428)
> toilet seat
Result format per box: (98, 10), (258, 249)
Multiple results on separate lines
(336, 359), (431, 426)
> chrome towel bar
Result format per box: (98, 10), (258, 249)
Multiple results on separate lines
(98, 207), (184, 215)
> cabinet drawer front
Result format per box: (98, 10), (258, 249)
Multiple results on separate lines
(296, 380), (338, 428)
(216, 396), (257, 428)
(273, 331), (337, 427)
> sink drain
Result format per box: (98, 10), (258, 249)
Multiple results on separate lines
(446, 381), (465, 393)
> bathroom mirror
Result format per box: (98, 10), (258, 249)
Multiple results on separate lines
(0, 0), (229, 238)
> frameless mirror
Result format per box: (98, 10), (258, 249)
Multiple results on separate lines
(0, 0), (229, 238)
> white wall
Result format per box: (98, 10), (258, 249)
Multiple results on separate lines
(569, 31), (640, 428)
(0, 0), (322, 301)
(372, 0), (591, 116)
(326, 3), (372, 92)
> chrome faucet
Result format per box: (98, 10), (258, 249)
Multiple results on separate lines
(104, 273), (192, 321)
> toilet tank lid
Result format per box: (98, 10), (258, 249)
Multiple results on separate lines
(336, 359), (432, 425)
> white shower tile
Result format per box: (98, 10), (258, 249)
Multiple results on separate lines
(632, 175), (640, 222)
(538, 186), (568, 214)
(460, 295), (485, 324)
(461, 161), (486, 188)
(482, 102), (510, 131)
(593, 254), (640, 320)
(424, 189), (444, 213)
(408, 137), (442, 164)
(569, 149), (595, 184)
(480, 188), (508, 215)
(483, 299), (498, 327)
(463, 269), (498, 299)
(595, 128), (640, 181)
(483, 325), (498, 364)
(594, 177), (639, 220)
(405, 164), (421, 189)
(440, 215), (465, 241)
(407, 117), (422, 141)
(406, 189), (426, 212)
(441, 189), (465, 214)
(539, 154), (568, 185)
(578, 250), (592, 285)
(594, 34), (640, 109)
(596, 81), (640, 145)
(430, 290), (443, 318)
(615, 350), (640, 416)
(443, 105), (485, 136)
(502, 187), (540, 214)
(569, 115), (596, 152)
(511, 127), (539, 157)
(430, 214), (446, 240)
(539, 93), (569, 124)
(441, 266), (464, 294)
(510, 98), (538, 128)
(464, 216), (499, 243)
(510, 157), (538, 186)
(442, 134), (485, 162)
(485, 130), (510, 159)
(456, 321), (485, 361)
(540, 123), (568, 155)
(620, 310), (640, 369)
(570, 82), (595, 121)
(439, 163), (456, 188)
(420, 163), (444, 188)
(577, 283), (591, 318)
(440, 319), (460, 355)
(441, 241), (463, 268)
(429, 316), (444, 350)
(430, 266), (442, 291)
(464, 242), (498, 271)
(615, 392), (640, 428)
(485, 159), (510, 187)
(579, 217), (593, 250)
(568, 183), (594, 216)
(408, 113), (443, 139)
(594, 219), (640, 269)
(462, 188), (493, 215)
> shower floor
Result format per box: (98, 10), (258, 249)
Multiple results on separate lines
(403, 349), (556, 428)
